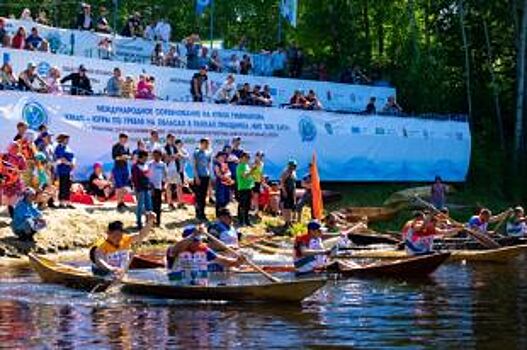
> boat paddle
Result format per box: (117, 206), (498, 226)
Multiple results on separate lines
(202, 230), (282, 283)
(413, 195), (501, 249)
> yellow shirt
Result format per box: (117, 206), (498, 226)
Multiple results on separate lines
(95, 234), (133, 268)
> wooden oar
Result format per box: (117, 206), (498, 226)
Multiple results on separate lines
(414, 196), (500, 249)
(202, 230), (282, 283)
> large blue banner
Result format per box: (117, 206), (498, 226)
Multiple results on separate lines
(0, 91), (471, 182)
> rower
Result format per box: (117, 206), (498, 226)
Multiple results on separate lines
(505, 206), (527, 238)
(208, 207), (241, 250)
(322, 213), (367, 248)
(166, 224), (245, 285)
(404, 212), (459, 256)
(90, 212), (156, 278)
(467, 208), (511, 235)
(293, 220), (334, 275)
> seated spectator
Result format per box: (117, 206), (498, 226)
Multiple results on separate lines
(364, 97), (376, 115)
(20, 8), (33, 21)
(151, 43), (165, 66)
(0, 18), (11, 47)
(97, 37), (113, 59)
(208, 50), (222, 72)
(213, 74), (236, 104)
(227, 54), (240, 74)
(240, 54), (252, 75)
(164, 45), (181, 67)
(76, 3), (94, 31)
(121, 13), (143, 37)
(0, 62), (17, 89)
(11, 27), (27, 50)
(382, 96), (403, 114)
(250, 85), (264, 105)
(36, 10), (49, 25)
(96, 6), (112, 33)
(121, 75), (136, 98)
(106, 67), (123, 97)
(155, 18), (172, 42)
(259, 85), (273, 107)
(38, 40), (50, 53)
(136, 75), (156, 100)
(289, 90), (307, 109)
(198, 46), (209, 68)
(45, 66), (63, 94)
(18, 62), (48, 92)
(89, 162), (113, 200)
(305, 90), (323, 110)
(11, 188), (46, 241)
(231, 83), (252, 105)
(61, 65), (93, 96)
(25, 27), (43, 51)
(144, 19), (156, 41)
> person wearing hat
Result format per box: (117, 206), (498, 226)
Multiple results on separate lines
(280, 159), (298, 228)
(192, 138), (212, 222)
(90, 212), (156, 278)
(213, 151), (234, 216)
(18, 62), (48, 92)
(11, 188), (46, 241)
(293, 220), (333, 275)
(506, 206), (527, 238)
(54, 133), (76, 209)
(165, 224), (244, 285)
(60, 65), (93, 96)
(190, 65), (209, 102)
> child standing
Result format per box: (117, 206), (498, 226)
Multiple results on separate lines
(131, 150), (152, 229)
(148, 149), (167, 227)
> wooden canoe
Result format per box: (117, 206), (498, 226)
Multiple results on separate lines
(129, 254), (166, 269)
(328, 253), (450, 278)
(348, 232), (401, 246)
(121, 278), (326, 303)
(28, 253), (111, 292)
(334, 206), (399, 223)
(337, 244), (527, 262)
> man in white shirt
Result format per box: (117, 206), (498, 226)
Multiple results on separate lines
(155, 19), (172, 42)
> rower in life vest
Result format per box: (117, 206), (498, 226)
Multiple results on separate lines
(294, 220), (333, 275)
(506, 206), (527, 237)
(90, 212), (156, 278)
(467, 208), (511, 235)
(166, 224), (244, 286)
(404, 212), (460, 256)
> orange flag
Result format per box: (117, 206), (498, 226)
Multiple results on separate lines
(311, 152), (324, 220)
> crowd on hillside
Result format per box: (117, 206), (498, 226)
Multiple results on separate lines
(0, 123), (316, 241)
(0, 5), (380, 84)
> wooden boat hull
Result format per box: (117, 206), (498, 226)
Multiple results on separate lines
(348, 232), (401, 246)
(129, 255), (165, 269)
(121, 278), (326, 303)
(330, 253), (450, 278)
(28, 253), (111, 292)
(338, 244), (527, 262)
(335, 207), (399, 223)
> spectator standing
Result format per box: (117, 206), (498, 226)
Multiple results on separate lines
(148, 149), (167, 226)
(192, 138), (212, 222)
(132, 139), (147, 163)
(0, 62), (17, 89)
(239, 55), (252, 75)
(174, 139), (189, 203)
(61, 65), (93, 96)
(96, 6), (111, 33)
(121, 75), (136, 98)
(364, 97), (376, 115)
(11, 27), (27, 50)
(431, 176), (447, 210)
(227, 54), (240, 74)
(54, 133), (76, 209)
(144, 19), (156, 41)
(106, 67), (123, 97)
(76, 3), (94, 31)
(36, 10), (49, 25)
(131, 150), (152, 229)
(382, 96), (403, 114)
(146, 129), (162, 154)
(20, 8), (32, 21)
(155, 18), (172, 42)
(251, 151), (264, 217)
(45, 66), (63, 94)
(112, 133), (131, 211)
(213, 74), (236, 104)
(213, 151), (233, 216)
(18, 62), (48, 92)
(164, 134), (179, 210)
(190, 66), (208, 102)
(185, 36), (200, 69)
(25, 27), (43, 51)
(121, 13), (143, 37)
(236, 152), (255, 227)
(151, 43), (165, 66)
(198, 47), (209, 68)
(280, 159), (297, 228)
(208, 50), (222, 72)
(13, 122), (28, 141)
(305, 90), (323, 110)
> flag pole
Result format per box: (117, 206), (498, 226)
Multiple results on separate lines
(209, 0), (214, 50)
(277, 1), (282, 43)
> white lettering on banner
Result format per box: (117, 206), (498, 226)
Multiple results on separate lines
(0, 91), (471, 182)
(0, 37), (395, 112)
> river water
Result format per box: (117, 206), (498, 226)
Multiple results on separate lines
(0, 254), (526, 349)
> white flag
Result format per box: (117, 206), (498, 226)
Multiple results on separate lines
(280, 0), (298, 28)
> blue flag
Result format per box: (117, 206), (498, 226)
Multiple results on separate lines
(280, 0), (297, 27)
(196, 0), (211, 16)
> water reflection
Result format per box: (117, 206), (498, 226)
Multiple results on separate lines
(0, 255), (526, 348)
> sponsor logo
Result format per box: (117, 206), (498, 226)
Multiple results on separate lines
(22, 101), (48, 130)
(298, 115), (317, 142)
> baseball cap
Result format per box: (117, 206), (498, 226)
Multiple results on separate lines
(307, 220), (322, 231)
